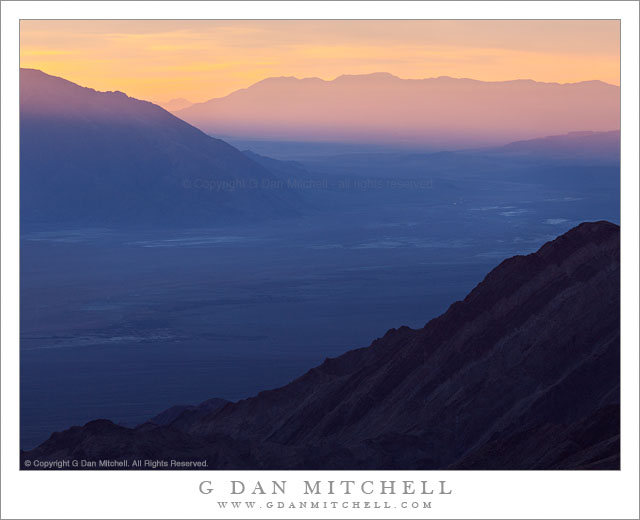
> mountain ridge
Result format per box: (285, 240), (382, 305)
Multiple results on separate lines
(20, 68), (300, 228)
(157, 97), (193, 111)
(195, 73), (618, 102)
(21, 221), (620, 470)
(174, 73), (619, 147)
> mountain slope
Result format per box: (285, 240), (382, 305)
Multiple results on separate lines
(487, 130), (621, 162)
(157, 98), (193, 111)
(22, 221), (620, 469)
(20, 69), (298, 228)
(294, 130), (620, 184)
(175, 74), (620, 147)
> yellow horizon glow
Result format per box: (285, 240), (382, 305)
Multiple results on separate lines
(20, 20), (620, 105)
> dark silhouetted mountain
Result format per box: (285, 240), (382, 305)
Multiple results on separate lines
(175, 74), (619, 147)
(21, 221), (620, 469)
(146, 398), (229, 427)
(20, 69), (299, 229)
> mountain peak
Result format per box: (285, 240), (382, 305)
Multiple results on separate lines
(175, 71), (620, 147)
(20, 69), (299, 227)
(334, 72), (399, 81)
(158, 97), (193, 111)
(536, 220), (619, 260)
(446, 220), (619, 325)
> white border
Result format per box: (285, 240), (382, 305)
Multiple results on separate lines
(2, 3), (638, 519)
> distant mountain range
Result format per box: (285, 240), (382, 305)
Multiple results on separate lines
(174, 73), (620, 148)
(22, 221), (620, 470)
(20, 69), (621, 229)
(291, 130), (620, 201)
(489, 130), (620, 160)
(157, 97), (193, 111)
(20, 69), (299, 228)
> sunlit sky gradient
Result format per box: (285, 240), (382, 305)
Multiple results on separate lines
(20, 20), (620, 104)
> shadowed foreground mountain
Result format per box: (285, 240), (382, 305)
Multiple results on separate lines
(22, 221), (620, 469)
(20, 69), (298, 229)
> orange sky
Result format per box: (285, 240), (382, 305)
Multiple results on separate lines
(20, 20), (620, 105)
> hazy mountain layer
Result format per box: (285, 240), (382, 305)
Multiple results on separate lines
(175, 73), (619, 147)
(157, 98), (193, 111)
(20, 69), (299, 229)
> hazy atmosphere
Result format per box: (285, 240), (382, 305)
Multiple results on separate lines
(20, 20), (620, 471)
